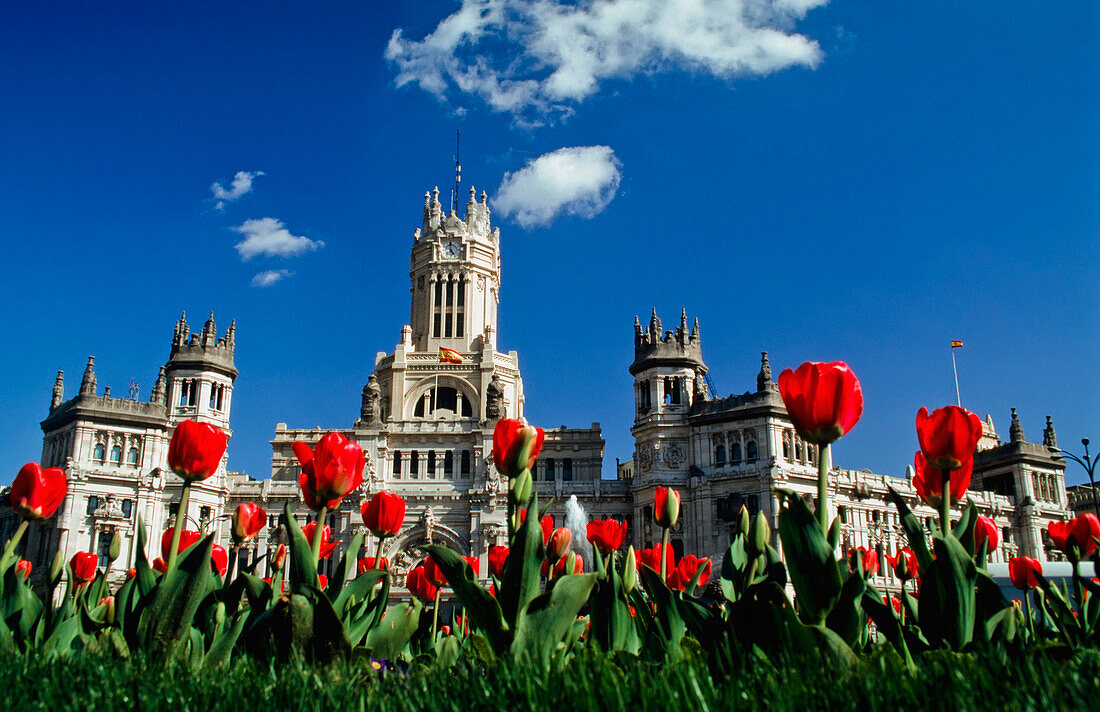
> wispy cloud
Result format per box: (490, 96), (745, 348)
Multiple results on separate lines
(232, 217), (324, 261)
(250, 269), (294, 287)
(386, 0), (827, 124)
(494, 146), (621, 228)
(211, 170), (264, 210)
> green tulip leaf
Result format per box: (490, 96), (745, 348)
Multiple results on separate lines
(776, 490), (842, 627)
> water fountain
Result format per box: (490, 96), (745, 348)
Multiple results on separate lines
(564, 495), (592, 569)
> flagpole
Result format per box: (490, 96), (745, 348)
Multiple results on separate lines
(951, 347), (962, 407)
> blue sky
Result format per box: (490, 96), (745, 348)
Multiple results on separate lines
(1, 0), (1096, 485)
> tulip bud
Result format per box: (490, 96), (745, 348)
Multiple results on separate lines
(654, 486), (681, 529)
(738, 505), (750, 536)
(273, 543), (287, 570)
(99, 596), (116, 625)
(109, 530), (121, 563)
(511, 470), (532, 506)
(546, 527), (572, 565)
(214, 601), (226, 627)
(622, 546), (637, 593)
(750, 511), (770, 557)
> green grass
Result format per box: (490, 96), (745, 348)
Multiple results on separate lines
(2, 648), (1096, 712)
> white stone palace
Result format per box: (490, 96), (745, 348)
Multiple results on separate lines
(6, 181), (1074, 599)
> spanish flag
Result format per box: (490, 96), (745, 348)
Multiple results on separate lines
(439, 347), (464, 364)
(950, 340), (964, 349)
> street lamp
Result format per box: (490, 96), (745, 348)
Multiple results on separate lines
(1056, 438), (1099, 517)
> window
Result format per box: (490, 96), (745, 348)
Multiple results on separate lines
(838, 506), (848, 524)
(807, 444), (815, 464)
(178, 379), (198, 407)
(127, 447), (139, 466)
(455, 277), (465, 337)
(875, 544), (885, 577)
(121, 499), (133, 518)
(427, 451), (436, 476)
(209, 383), (225, 411)
(444, 450), (454, 477)
(96, 532), (111, 569)
(413, 387), (473, 418)
(86, 496), (99, 515)
(410, 451), (419, 477)
(433, 279), (443, 338)
(169, 502), (179, 517)
(94, 444), (106, 462)
(393, 451), (402, 477)
(782, 433), (792, 460)
(545, 458), (555, 481)
(460, 450), (471, 476)
(199, 506), (211, 521)
(110, 445), (122, 464)
(563, 458), (573, 481)
(746, 441), (758, 462)
(730, 443), (742, 464)
(714, 444), (726, 465)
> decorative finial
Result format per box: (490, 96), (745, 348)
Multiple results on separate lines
(1009, 407), (1024, 443)
(758, 351), (777, 393)
(79, 356), (97, 396)
(50, 370), (64, 410)
(1043, 415), (1058, 448)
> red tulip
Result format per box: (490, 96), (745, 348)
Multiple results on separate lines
(152, 557), (167, 574)
(1009, 556), (1042, 590)
(126, 567), (136, 580)
(463, 556), (480, 577)
(10, 463), (67, 521)
(317, 574), (328, 590)
(361, 491), (406, 538)
(440, 624), (452, 637)
(546, 528), (572, 564)
(654, 486), (681, 528)
(886, 548), (919, 581)
(586, 519), (628, 554)
(916, 406), (983, 471)
(847, 546), (879, 577)
(492, 418), (545, 479)
(161, 528), (202, 560)
(14, 559), (31, 582)
(913, 451), (973, 508)
(168, 419), (228, 482)
(294, 433), (365, 510)
(211, 544), (228, 576)
(667, 555), (711, 592)
(636, 543), (675, 578)
(70, 551), (97, 583)
(424, 556), (448, 587)
(301, 523), (338, 559)
(974, 515), (1000, 554)
(520, 508), (553, 544)
(885, 596), (902, 615)
(488, 545), (509, 578)
(542, 555), (584, 578)
(357, 556), (389, 574)
(231, 502), (267, 543)
(272, 543), (287, 570)
(1049, 514), (1100, 557)
(777, 362), (863, 446)
(406, 564), (439, 603)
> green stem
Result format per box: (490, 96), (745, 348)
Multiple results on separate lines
(1024, 592), (1035, 640)
(660, 527), (670, 582)
(940, 468), (952, 538)
(0, 519), (29, 571)
(166, 481), (192, 572)
(817, 443), (831, 534)
(373, 538), (386, 570)
(311, 506), (329, 579)
(431, 588), (442, 642)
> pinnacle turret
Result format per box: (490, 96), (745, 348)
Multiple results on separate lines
(1009, 407), (1024, 443)
(50, 370), (64, 410)
(757, 352), (777, 393)
(79, 356), (97, 396)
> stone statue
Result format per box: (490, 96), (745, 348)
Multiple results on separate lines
(486, 373), (504, 419)
(420, 507), (436, 544)
(693, 368), (708, 401)
(361, 373), (382, 425)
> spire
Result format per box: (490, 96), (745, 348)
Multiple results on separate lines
(1043, 415), (1058, 448)
(634, 314), (642, 339)
(174, 310), (189, 346)
(79, 356), (97, 396)
(227, 318), (236, 345)
(152, 366), (167, 405)
(691, 317), (700, 341)
(1009, 407), (1024, 443)
(649, 308), (661, 340)
(757, 351), (777, 393)
(202, 311), (216, 347)
(50, 370), (64, 410)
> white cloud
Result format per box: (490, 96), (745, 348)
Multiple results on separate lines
(232, 218), (324, 261)
(250, 269), (294, 287)
(494, 146), (621, 228)
(211, 170), (264, 210)
(386, 0), (827, 123)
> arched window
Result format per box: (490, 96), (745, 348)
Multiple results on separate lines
(746, 441), (758, 462)
(413, 387), (473, 418)
(110, 445), (122, 464)
(807, 444), (815, 464)
(94, 444), (106, 462)
(730, 443), (742, 464)
(127, 447), (139, 466)
(444, 450), (454, 477)
(782, 433), (792, 460)
(393, 451), (402, 477)
(714, 444), (726, 466)
(460, 450), (471, 476)
(409, 451), (419, 477)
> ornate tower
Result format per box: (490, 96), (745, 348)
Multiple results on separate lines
(163, 311), (238, 433)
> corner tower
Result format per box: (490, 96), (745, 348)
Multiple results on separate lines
(164, 311), (238, 433)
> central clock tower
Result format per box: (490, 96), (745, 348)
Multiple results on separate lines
(409, 186), (501, 353)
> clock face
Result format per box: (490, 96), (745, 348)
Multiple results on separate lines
(442, 240), (461, 258)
